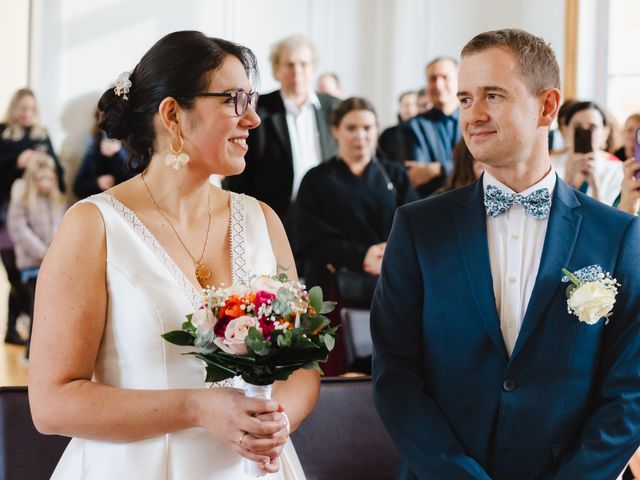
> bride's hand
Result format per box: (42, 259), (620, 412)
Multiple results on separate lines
(246, 410), (290, 460)
(191, 387), (287, 470)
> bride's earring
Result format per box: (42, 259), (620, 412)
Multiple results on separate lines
(165, 134), (190, 170)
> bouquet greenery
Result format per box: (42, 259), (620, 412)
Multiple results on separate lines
(162, 274), (337, 386)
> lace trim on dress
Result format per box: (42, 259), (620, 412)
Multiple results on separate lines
(96, 194), (203, 309)
(229, 192), (249, 286)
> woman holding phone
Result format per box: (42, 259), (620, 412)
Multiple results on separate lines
(550, 100), (623, 205)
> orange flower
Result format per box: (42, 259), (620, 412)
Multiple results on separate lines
(218, 295), (245, 319)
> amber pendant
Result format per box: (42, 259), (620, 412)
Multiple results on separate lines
(195, 263), (212, 288)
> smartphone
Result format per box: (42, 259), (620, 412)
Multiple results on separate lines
(574, 127), (593, 154)
(634, 127), (640, 180)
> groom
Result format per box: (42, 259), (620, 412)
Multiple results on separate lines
(371, 28), (640, 480)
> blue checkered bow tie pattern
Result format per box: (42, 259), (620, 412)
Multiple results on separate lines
(484, 185), (551, 219)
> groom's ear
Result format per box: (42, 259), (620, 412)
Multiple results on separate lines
(538, 88), (561, 128)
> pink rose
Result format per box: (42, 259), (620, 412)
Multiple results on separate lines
(251, 275), (284, 295)
(214, 315), (259, 355)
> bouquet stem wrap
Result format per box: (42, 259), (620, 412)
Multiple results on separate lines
(243, 382), (273, 477)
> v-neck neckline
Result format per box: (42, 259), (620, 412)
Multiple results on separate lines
(99, 192), (244, 309)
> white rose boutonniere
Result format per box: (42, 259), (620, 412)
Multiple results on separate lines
(561, 265), (620, 325)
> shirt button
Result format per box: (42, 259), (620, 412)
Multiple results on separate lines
(508, 276), (517, 284)
(508, 322), (514, 329)
(502, 378), (516, 392)
(511, 233), (519, 240)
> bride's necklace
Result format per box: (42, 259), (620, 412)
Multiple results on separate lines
(140, 172), (213, 288)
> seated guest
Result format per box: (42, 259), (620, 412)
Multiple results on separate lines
(378, 90), (419, 162)
(399, 57), (461, 196)
(614, 113), (640, 160)
(74, 109), (135, 199)
(551, 100), (623, 205)
(291, 97), (418, 307)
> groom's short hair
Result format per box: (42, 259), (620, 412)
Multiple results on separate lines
(461, 29), (560, 96)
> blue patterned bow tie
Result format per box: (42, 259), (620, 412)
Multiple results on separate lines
(484, 185), (551, 219)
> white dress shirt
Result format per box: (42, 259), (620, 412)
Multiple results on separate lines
(281, 91), (323, 200)
(484, 169), (557, 356)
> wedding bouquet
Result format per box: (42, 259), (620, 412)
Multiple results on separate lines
(162, 273), (337, 475)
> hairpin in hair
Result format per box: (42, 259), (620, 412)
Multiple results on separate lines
(113, 71), (132, 100)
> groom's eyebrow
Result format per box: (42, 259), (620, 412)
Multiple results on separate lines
(457, 86), (508, 97)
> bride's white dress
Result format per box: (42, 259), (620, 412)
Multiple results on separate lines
(51, 192), (306, 480)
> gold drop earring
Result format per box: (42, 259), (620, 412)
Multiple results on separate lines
(165, 134), (190, 170)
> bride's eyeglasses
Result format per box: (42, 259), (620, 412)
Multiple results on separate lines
(180, 90), (259, 116)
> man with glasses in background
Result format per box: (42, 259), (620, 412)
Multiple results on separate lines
(225, 34), (340, 223)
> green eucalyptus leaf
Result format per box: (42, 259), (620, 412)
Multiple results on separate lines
(308, 286), (323, 312)
(322, 334), (336, 351)
(320, 301), (337, 314)
(161, 330), (194, 346)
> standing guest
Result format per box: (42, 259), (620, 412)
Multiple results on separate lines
(378, 90), (419, 162)
(551, 100), (623, 205)
(0, 88), (65, 345)
(372, 28), (640, 479)
(549, 98), (578, 152)
(74, 108), (136, 199)
(614, 158), (640, 215)
(29, 31), (317, 479)
(291, 97), (418, 375)
(316, 72), (343, 98)
(416, 88), (432, 114)
(291, 97), (418, 305)
(7, 152), (66, 356)
(614, 113), (640, 161)
(225, 34), (340, 222)
(399, 57), (461, 196)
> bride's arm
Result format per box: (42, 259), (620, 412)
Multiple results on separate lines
(259, 202), (322, 431)
(28, 202), (285, 467)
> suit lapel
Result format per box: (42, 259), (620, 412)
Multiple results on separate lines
(455, 180), (508, 360)
(510, 179), (582, 359)
(314, 100), (333, 159)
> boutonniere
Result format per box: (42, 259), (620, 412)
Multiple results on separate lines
(561, 265), (620, 325)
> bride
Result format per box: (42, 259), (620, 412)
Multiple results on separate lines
(28, 31), (319, 479)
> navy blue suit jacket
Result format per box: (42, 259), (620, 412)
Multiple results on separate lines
(371, 177), (640, 479)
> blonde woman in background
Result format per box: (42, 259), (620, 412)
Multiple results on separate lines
(7, 152), (67, 357)
(0, 88), (65, 345)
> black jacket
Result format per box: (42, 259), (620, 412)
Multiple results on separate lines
(224, 90), (340, 221)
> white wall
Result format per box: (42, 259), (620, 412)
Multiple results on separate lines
(23, 0), (567, 185)
(0, 0), (30, 117)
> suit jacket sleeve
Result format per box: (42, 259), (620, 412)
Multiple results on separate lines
(544, 216), (640, 479)
(371, 207), (491, 479)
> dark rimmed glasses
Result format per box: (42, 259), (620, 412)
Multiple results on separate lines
(181, 90), (259, 116)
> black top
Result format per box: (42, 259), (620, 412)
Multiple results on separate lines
(0, 124), (65, 208)
(73, 134), (136, 199)
(290, 156), (419, 285)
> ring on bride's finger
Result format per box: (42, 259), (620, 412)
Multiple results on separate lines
(238, 431), (247, 446)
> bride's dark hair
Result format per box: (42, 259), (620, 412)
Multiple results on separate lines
(98, 31), (258, 170)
